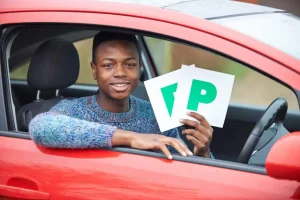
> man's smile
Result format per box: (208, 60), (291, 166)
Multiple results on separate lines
(110, 82), (130, 92)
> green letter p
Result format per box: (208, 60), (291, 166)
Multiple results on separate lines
(187, 79), (217, 111)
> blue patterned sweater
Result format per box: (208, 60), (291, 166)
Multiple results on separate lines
(29, 95), (181, 152)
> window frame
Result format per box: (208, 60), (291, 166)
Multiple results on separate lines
(1, 26), (20, 131)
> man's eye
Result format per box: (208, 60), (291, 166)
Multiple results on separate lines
(126, 63), (137, 68)
(103, 64), (113, 68)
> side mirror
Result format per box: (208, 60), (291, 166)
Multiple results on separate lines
(266, 132), (300, 181)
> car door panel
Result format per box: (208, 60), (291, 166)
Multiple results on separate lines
(0, 135), (298, 200)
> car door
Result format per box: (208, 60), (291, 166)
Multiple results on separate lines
(0, 3), (300, 199)
(1, 135), (300, 200)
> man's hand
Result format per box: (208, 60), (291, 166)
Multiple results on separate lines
(111, 129), (192, 159)
(130, 134), (193, 159)
(179, 112), (213, 158)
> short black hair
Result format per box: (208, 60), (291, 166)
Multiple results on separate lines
(92, 31), (141, 63)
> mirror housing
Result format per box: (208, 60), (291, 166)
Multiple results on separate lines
(266, 132), (300, 181)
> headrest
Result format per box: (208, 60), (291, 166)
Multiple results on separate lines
(27, 37), (79, 90)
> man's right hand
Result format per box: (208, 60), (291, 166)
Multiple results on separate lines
(112, 129), (192, 159)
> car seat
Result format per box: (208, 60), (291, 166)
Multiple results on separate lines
(17, 37), (79, 132)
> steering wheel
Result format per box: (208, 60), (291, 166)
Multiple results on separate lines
(238, 98), (288, 164)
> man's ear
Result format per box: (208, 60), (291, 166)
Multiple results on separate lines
(90, 61), (97, 80)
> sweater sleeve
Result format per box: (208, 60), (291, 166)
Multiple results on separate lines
(28, 100), (117, 149)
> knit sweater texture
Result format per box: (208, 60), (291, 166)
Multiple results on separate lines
(29, 95), (181, 152)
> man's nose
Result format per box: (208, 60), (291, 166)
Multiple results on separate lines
(113, 64), (127, 77)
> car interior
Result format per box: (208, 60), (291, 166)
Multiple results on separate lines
(5, 25), (300, 167)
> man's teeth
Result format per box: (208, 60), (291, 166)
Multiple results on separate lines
(113, 83), (128, 87)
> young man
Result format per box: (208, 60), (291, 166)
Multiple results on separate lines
(29, 31), (213, 159)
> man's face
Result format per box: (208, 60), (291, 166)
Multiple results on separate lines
(91, 40), (140, 100)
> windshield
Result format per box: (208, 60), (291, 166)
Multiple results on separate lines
(213, 13), (300, 61)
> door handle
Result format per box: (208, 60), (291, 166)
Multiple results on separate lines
(0, 185), (49, 199)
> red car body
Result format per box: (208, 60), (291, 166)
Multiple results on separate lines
(0, 0), (299, 199)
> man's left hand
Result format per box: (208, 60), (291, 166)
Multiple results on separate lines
(180, 112), (213, 158)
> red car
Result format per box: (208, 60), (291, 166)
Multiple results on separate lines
(0, 0), (300, 199)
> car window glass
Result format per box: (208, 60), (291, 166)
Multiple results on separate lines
(144, 37), (299, 110)
(9, 37), (97, 85)
(10, 62), (29, 80)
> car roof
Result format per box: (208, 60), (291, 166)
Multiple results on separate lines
(0, 0), (283, 19)
(164, 0), (282, 19)
(1, 0), (299, 74)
